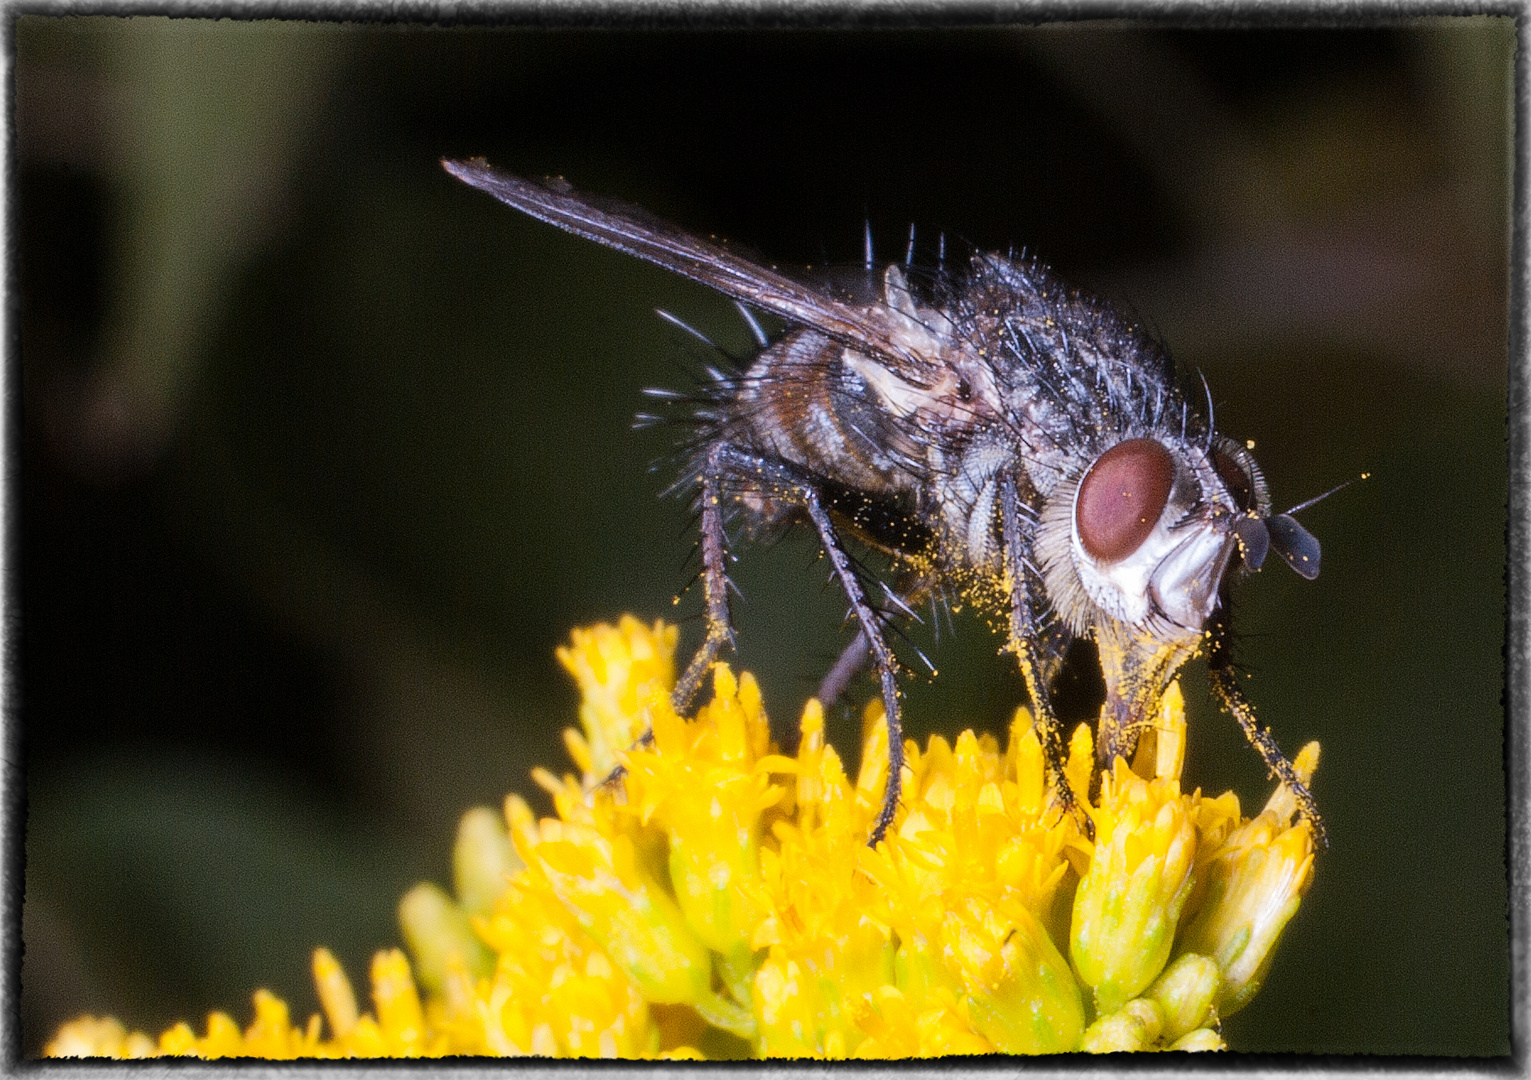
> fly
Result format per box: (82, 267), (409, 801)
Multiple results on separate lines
(443, 158), (1331, 849)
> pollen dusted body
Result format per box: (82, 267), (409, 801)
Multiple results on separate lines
(443, 159), (1327, 847)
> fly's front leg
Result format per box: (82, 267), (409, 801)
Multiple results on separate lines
(1206, 603), (1328, 849)
(999, 473), (1090, 839)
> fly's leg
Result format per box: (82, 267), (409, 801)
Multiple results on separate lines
(816, 630), (872, 710)
(599, 442), (737, 793)
(800, 492), (905, 847)
(816, 573), (932, 708)
(706, 445), (906, 846)
(672, 442), (738, 713)
(999, 474), (1091, 839)
(1206, 603), (1328, 849)
(607, 440), (907, 845)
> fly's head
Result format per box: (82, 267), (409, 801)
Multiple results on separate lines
(1037, 424), (1320, 758)
(1067, 434), (1265, 638)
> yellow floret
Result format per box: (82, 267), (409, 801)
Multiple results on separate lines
(47, 616), (1319, 1058)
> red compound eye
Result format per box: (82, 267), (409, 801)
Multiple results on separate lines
(1075, 438), (1175, 562)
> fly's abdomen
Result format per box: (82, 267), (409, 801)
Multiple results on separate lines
(730, 329), (914, 499)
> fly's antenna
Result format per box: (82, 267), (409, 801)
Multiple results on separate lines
(864, 217), (875, 271)
(905, 222), (917, 269)
(1284, 472), (1370, 516)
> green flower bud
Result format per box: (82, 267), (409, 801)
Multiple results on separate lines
(1178, 811), (1314, 1015)
(397, 882), (493, 995)
(1146, 952), (1221, 1042)
(1071, 763), (1197, 1013)
(1080, 998), (1162, 1053)
(946, 904), (1085, 1055)
(1169, 1027), (1226, 1051)
(533, 823), (714, 1007)
(453, 806), (522, 916)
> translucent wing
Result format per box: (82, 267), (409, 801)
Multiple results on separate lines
(442, 158), (932, 380)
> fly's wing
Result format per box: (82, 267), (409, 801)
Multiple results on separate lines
(442, 158), (934, 382)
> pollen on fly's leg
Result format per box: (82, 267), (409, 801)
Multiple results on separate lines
(1048, 638), (1108, 730)
(998, 474), (1093, 841)
(1205, 603), (1328, 849)
(815, 571), (936, 711)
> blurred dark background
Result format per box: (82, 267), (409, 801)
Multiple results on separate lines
(16, 17), (1510, 1056)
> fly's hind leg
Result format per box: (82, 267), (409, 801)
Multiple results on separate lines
(705, 445), (907, 846)
(816, 572), (933, 709)
(816, 631), (872, 711)
(813, 482), (937, 716)
(598, 442), (737, 792)
(799, 493), (906, 847)
(672, 442), (739, 714)
(999, 474), (1091, 839)
(607, 440), (909, 846)
(1206, 603), (1328, 849)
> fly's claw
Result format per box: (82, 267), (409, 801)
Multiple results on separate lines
(595, 728), (656, 793)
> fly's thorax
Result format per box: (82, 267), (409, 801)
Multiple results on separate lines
(954, 253), (1185, 498)
(838, 262), (1003, 436)
(1034, 430), (1263, 642)
(726, 259), (1009, 518)
(921, 429), (1019, 577)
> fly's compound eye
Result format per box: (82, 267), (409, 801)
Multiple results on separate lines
(1075, 438), (1175, 562)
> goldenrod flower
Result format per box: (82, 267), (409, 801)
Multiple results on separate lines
(1176, 742), (1320, 1016)
(46, 614), (1318, 1058)
(1069, 691), (1199, 1015)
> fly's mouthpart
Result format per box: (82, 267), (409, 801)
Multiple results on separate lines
(1148, 525), (1238, 632)
(1267, 513), (1322, 580)
(1231, 514), (1270, 569)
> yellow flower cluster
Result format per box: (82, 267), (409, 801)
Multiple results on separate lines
(46, 615), (1318, 1058)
